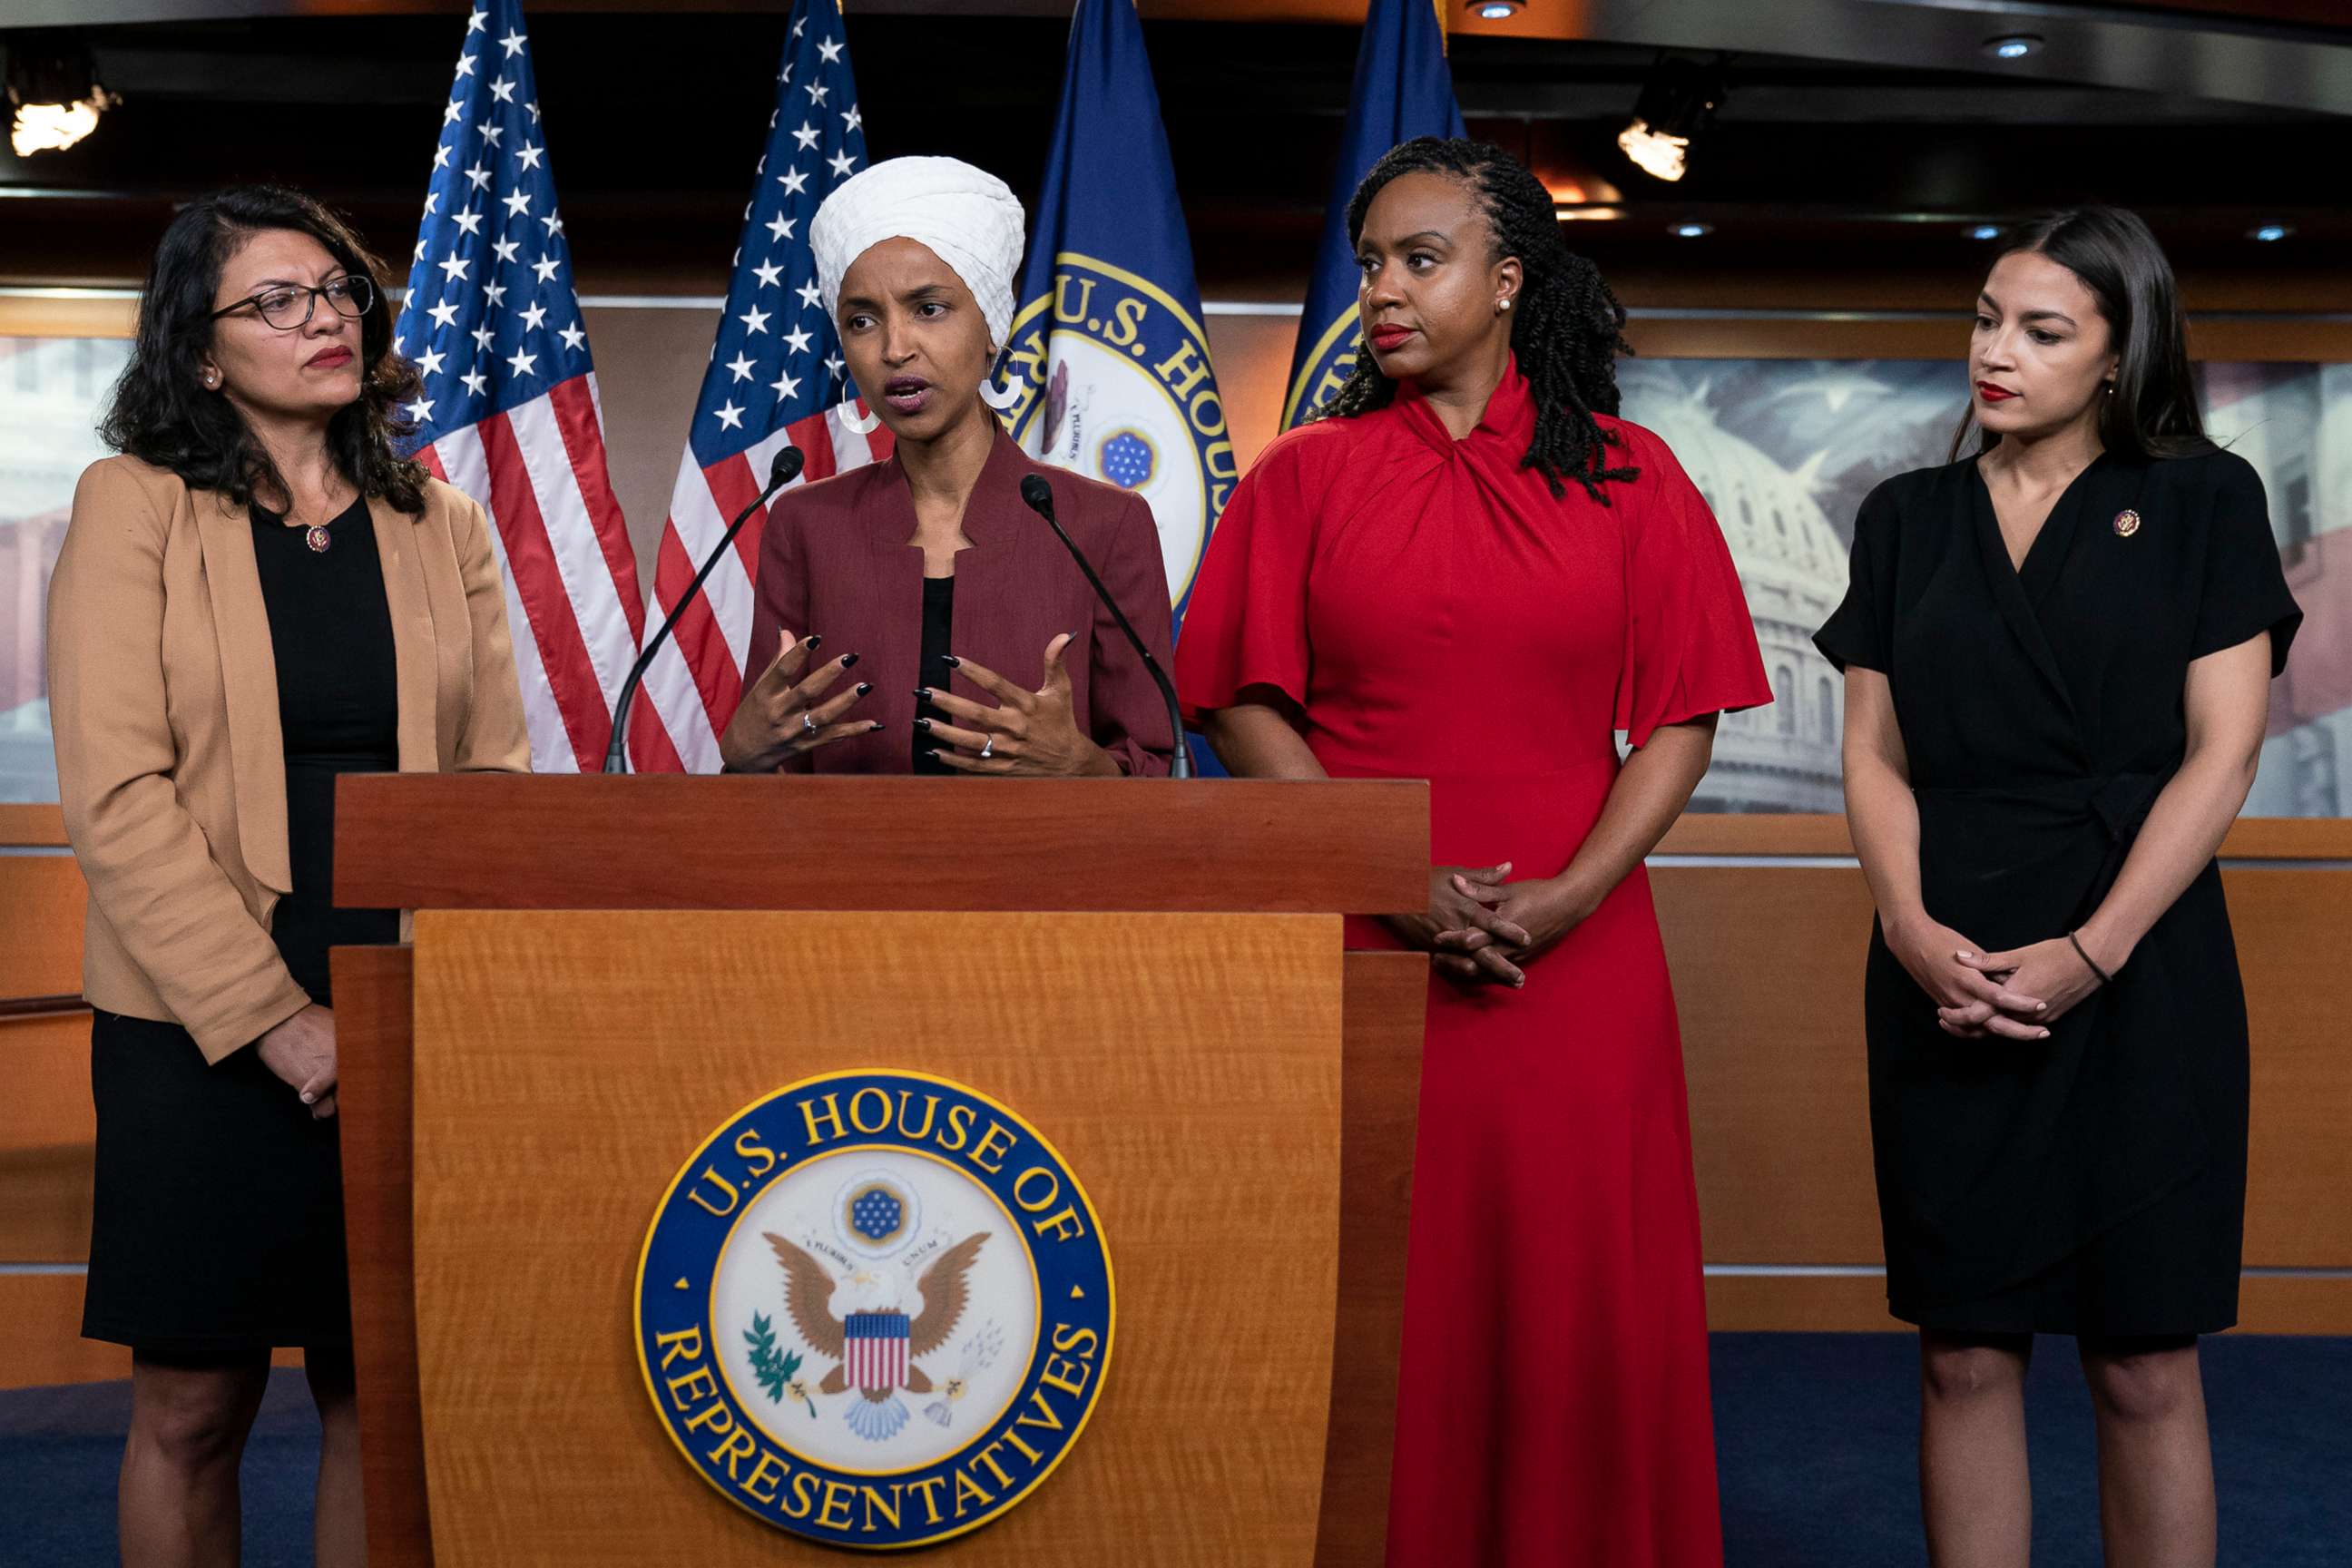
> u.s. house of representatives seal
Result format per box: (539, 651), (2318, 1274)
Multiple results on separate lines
(634, 1071), (1114, 1549)
(992, 252), (1237, 612)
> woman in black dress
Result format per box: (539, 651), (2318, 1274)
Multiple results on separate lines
(1815, 207), (2298, 1568)
(47, 187), (529, 1566)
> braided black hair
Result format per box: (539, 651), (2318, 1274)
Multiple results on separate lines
(1318, 136), (1638, 502)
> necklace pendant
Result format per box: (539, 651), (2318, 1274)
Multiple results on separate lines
(305, 524), (332, 554)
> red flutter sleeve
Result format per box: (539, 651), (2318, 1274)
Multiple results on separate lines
(1173, 427), (1324, 724)
(1609, 424), (1773, 748)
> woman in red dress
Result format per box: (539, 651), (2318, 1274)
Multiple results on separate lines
(1176, 138), (1768, 1565)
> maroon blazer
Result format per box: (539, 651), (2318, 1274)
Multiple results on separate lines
(743, 427), (1178, 775)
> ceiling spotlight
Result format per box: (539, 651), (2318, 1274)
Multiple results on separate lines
(2249, 223), (2293, 242)
(5, 33), (118, 159)
(1983, 34), (2043, 60)
(1671, 222), (1713, 238)
(1471, 0), (1524, 15)
(1969, 223), (2004, 240)
(1617, 56), (1724, 184)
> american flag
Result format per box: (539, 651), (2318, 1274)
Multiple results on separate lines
(627, 0), (886, 772)
(843, 1310), (911, 1390)
(391, 0), (642, 774)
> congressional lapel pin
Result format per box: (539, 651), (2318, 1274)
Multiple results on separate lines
(2112, 509), (2142, 538)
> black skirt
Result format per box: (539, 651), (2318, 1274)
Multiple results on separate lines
(82, 1010), (357, 1355)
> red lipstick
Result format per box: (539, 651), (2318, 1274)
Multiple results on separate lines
(1367, 324), (1416, 352)
(1975, 381), (2018, 404)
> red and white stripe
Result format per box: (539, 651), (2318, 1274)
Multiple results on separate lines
(419, 371), (644, 774)
(844, 1313), (910, 1390)
(625, 402), (887, 773)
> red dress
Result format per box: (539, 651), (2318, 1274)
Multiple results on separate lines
(1176, 362), (1767, 1566)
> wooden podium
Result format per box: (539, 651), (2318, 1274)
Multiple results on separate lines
(332, 775), (1428, 1567)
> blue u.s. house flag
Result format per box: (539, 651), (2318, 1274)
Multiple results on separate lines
(990, 0), (1231, 627)
(1283, 0), (1465, 428)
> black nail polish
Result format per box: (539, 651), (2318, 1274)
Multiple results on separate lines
(870, 720), (886, 731)
(942, 654), (961, 668)
(804, 634), (822, 651)
(840, 652), (859, 669)
(913, 716), (932, 731)
(854, 682), (871, 696)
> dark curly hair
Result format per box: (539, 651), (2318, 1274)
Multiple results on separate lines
(1317, 136), (1638, 502)
(100, 184), (426, 514)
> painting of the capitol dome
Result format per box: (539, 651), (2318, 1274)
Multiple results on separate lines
(1615, 355), (2347, 817)
(1615, 358), (1951, 813)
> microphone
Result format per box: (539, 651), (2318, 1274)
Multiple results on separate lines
(603, 445), (805, 774)
(1018, 473), (1191, 779)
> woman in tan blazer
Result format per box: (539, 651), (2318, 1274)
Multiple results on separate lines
(47, 185), (528, 1568)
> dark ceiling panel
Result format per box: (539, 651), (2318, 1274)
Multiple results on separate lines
(1, 4), (2343, 292)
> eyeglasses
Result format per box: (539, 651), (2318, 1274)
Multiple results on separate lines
(209, 274), (376, 331)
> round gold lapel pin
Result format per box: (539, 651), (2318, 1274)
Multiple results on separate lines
(2112, 509), (2141, 538)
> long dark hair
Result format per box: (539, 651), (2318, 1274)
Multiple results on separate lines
(1953, 205), (2210, 464)
(100, 184), (426, 513)
(1318, 136), (1638, 502)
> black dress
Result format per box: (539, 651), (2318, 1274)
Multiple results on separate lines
(1813, 447), (2300, 1338)
(912, 574), (955, 775)
(82, 495), (398, 1356)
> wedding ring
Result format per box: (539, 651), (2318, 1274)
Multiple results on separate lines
(800, 711), (819, 737)
(979, 734), (995, 760)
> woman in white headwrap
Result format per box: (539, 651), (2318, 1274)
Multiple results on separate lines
(719, 156), (1178, 778)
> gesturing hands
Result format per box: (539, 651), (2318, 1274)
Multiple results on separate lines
(918, 634), (1118, 778)
(719, 632), (880, 772)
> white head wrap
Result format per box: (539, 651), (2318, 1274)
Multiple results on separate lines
(810, 156), (1026, 349)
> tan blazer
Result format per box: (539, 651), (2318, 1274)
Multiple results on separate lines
(47, 455), (531, 1063)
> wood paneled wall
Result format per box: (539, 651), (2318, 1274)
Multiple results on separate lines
(1654, 814), (2352, 1334)
(0, 808), (305, 1389)
(0, 805), (114, 1388)
(6, 804), (2348, 1390)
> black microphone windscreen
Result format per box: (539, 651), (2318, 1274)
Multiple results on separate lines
(1019, 475), (1055, 514)
(769, 446), (806, 490)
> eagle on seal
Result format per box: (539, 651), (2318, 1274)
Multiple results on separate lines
(763, 1231), (989, 1442)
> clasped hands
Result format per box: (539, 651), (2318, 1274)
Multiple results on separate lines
(720, 630), (1112, 777)
(257, 1003), (338, 1120)
(1394, 862), (1591, 990)
(1884, 911), (2115, 1041)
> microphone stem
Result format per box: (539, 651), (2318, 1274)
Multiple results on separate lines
(603, 474), (790, 773)
(1034, 511), (1193, 780)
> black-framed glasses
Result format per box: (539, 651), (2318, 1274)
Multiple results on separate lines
(209, 274), (376, 331)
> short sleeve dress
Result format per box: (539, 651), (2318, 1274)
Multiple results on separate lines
(1813, 446), (2300, 1338)
(1177, 359), (1769, 1568)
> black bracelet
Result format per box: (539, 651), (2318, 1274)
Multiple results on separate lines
(2067, 929), (2112, 987)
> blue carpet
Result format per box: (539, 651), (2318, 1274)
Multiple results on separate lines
(0, 1369), (319, 1567)
(1710, 1332), (2352, 1566)
(2, 1335), (2345, 1564)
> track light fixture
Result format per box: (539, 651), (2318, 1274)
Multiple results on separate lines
(6, 33), (117, 158)
(1617, 56), (1724, 184)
